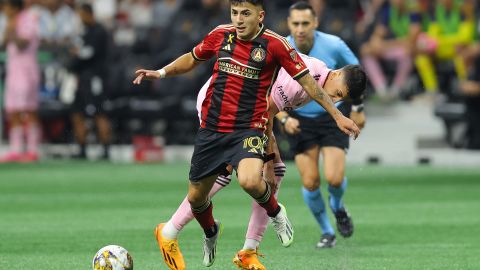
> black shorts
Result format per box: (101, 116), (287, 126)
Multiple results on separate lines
(189, 128), (267, 182)
(286, 105), (350, 155)
(71, 74), (108, 116)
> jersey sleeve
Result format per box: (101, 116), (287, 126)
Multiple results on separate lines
(272, 37), (309, 80)
(335, 38), (359, 67)
(191, 27), (224, 61)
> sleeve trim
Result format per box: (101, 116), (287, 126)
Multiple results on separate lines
(293, 69), (310, 80)
(191, 50), (207, 62)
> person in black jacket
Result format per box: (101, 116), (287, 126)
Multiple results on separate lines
(460, 56), (480, 149)
(69, 3), (111, 159)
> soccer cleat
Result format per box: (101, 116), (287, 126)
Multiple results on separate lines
(203, 220), (223, 267)
(21, 152), (39, 162)
(154, 223), (185, 270)
(233, 249), (266, 270)
(269, 203), (294, 247)
(333, 207), (354, 238)
(0, 152), (22, 163)
(316, 234), (336, 249)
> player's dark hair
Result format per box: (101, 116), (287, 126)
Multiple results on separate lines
(5, 0), (24, 9)
(230, 0), (264, 9)
(78, 3), (94, 15)
(289, 1), (316, 16)
(342, 65), (367, 102)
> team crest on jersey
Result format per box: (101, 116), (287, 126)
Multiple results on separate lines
(251, 48), (266, 62)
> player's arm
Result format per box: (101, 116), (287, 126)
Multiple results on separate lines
(297, 74), (360, 138)
(350, 102), (366, 129)
(134, 26), (223, 84)
(4, 19), (30, 50)
(275, 111), (301, 135)
(133, 53), (201, 84)
(263, 103), (277, 190)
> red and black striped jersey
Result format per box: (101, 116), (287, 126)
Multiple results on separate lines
(192, 24), (309, 133)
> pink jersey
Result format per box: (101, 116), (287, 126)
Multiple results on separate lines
(271, 54), (330, 112)
(197, 54), (330, 123)
(4, 9), (40, 113)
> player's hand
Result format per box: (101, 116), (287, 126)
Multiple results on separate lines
(284, 117), (301, 135)
(336, 115), (360, 139)
(133, 69), (161, 85)
(263, 161), (277, 192)
(350, 111), (366, 129)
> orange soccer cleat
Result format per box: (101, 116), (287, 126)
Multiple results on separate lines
(233, 248), (266, 270)
(154, 223), (185, 270)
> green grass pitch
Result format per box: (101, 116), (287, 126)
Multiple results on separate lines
(1, 161), (479, 269)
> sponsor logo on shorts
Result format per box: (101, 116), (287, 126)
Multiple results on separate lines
(243, 136), (265, 155)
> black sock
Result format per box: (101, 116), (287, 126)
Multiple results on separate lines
(102, 144), (110, 159)
(204, 223), (218, 238)
(79, 144), (86, 157)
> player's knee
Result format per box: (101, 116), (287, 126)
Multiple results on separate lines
(302, 177), (320, 191)
(326, 173), (344, 188)
(238, 174), (262, 193)
(187, 191), (208, 207)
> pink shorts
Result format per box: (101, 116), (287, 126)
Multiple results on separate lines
(4, 68), (39, 113)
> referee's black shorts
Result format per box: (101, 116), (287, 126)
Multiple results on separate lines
(286, 104), (351, 155)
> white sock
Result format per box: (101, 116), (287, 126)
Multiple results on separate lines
(243, 238), (260, 250)
(162, 220), (180, 240)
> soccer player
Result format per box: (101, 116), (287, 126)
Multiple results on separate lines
(155, 54), (366, 270)
(276, 2), (366, 249)
(0, 0), (41, 163)
(133, 0), (360, 268)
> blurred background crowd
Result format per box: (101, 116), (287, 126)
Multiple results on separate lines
(1, 0), (480, 162)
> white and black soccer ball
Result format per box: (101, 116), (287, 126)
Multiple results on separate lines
(92, 245), (133, 270)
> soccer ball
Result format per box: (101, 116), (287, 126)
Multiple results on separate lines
(92, 245), (133, 270)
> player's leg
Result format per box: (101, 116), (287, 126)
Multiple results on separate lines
(188, 174), (223, 267)
(243, 134), (286, 249)
(322, 146), (353, 237)
(94, 114), (112, 160)
(234, 161), (285, 270)
(233, 134), (285, 270)
(237, 157), (294, 247)
(295, 145), (336, 248)
(71, 112), (88, 159)
(163, 174), (232, 240)
(154, 174), (231, 270)
(23, 111), (41, 161)
(184, 128), (234, 267)
(0, 111), (23, 162)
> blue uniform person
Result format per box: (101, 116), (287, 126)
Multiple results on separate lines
(276, 1), (366, 248)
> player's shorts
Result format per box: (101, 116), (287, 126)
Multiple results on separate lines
(4, 67), (39, 113)
(189, 128), (267, 182)
(286, 107), (350, 155)
(71, 73), (108, 116)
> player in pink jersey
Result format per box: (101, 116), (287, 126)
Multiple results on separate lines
(157, 54), (367, 270)
(1, 0), (41, 163)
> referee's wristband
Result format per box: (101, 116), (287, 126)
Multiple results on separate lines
(352, 104), (364, 113)
(157, 68), (166, 79)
